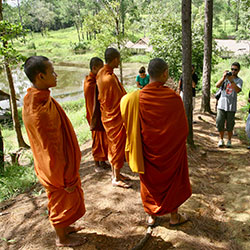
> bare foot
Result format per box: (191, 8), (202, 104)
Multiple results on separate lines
(169, 213), (189, 227)
(112, 178), (131, 188)
(56, 235), (87, 247)
(66, 225), (85, 234)
(147, 215), (156, 226)
(94, 166), (105, 173)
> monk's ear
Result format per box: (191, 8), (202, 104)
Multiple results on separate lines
(163, 69), (168, 81)
(37, 72), (45, 80)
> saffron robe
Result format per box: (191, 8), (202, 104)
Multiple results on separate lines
(22, 87), (85, 228)
(120, 90), (144, 174)
(96, 64), (126, 169)
(84, 72), (108, 161)
(139, 82), (192, 215)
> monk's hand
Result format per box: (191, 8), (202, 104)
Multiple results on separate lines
(64, 186), (76, 193)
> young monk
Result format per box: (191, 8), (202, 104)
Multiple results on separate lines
(22, 56), (86, 247)
(84, 57), (110, 172)
(96, 48), (131, 188)
(121, 58), (192, 226)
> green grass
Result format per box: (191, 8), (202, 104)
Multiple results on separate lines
(0, 163), (37, 202)
(14, 27), (96, 63)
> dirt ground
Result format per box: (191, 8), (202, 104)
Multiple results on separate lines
(0, 96), (250, 250)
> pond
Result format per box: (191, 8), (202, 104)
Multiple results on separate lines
(0, 62), (142, 110)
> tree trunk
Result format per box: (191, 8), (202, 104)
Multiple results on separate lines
(0, 127), (3, 172)
(201, 0), (213, 113)
(182, 0), (194, 146)
(5, 62), (29, 149)
(75, 22), (81, 42)
(17, 0), (25, 43)
(235, 1), (240, 31)
(0, 0), (4, 170)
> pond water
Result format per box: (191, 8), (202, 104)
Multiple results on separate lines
(0, 62), (142, 110)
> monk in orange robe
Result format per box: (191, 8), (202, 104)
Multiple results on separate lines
(97, 48), (131, 188)
(22, 56), (86, 247)
(121, 58), (191, 226)
(84, 57), (109, 172)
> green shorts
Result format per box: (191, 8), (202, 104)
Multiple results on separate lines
(216, 109), (235, 132)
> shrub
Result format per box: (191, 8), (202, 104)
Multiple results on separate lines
(70, 41), (90, 54)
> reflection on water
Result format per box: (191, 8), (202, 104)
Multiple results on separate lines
(0, 62), (141, 108)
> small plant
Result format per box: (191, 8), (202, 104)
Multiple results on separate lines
(27, 42), (36, 50)
(70, 41), (90, 54)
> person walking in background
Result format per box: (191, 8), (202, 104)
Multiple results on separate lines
(136, 66), (150, 89)
(121, 58), (191, 227)
(84, 57), (110, 172)
(216, 62), (243, 148)
(97, 48), (131, 188)
(178, 64), (198, 110)
(22, 56), (86, 247)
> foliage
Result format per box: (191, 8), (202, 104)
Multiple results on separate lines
(0, 163), (37, 202)
(0, 20), (26, 65)
(235, 0), (250, 40)
(70, 41), (90, 54)
(149, 2), (220, 82)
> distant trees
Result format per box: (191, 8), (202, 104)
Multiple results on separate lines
(150, 3), (205, 82)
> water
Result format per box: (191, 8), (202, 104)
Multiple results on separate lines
(0, 62), (141, 110)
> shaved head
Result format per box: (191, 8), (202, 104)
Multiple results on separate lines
(24, 56), (49, 83)
(148, 58), (168, 79)
(90, 57), (103, 70)
(105, 48), (120, 63)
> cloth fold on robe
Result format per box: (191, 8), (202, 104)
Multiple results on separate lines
(139, 82), (191, 216)
(84, 72), (108, 161)
(22, 87), (85, 228)
(97, 64), (127, 169)
(120, 90), (144, 174)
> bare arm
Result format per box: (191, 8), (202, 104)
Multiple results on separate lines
(136, 81), (142, 89)
(215, 71), (227, 88)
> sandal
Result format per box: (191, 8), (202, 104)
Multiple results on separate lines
(169, 213), (189, 227)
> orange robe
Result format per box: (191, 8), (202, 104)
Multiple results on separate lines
(22, 87), (85, 228)
(97, 64), (126, 169)
(84, 72), (108, 161)
(139, 82), (191, 215)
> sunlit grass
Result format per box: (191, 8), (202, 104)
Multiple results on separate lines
(0, 163), (37, 202)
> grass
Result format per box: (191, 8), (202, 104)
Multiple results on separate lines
(0, 163), (37, 202)
(15, 27), (96, 63)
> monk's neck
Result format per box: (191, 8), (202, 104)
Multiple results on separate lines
(149, 80), (165, 85)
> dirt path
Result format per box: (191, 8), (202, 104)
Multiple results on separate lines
(0, 97), (249, 250)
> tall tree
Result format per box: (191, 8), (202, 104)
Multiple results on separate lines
(0, 0), (29, 149)
(0, 0), (4, 171)
(182, 0), (194, 145)
(97, 0), (133, 84)
(201, 0), (213, 113)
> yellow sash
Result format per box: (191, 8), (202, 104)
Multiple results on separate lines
(120, 90), (144, 174)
